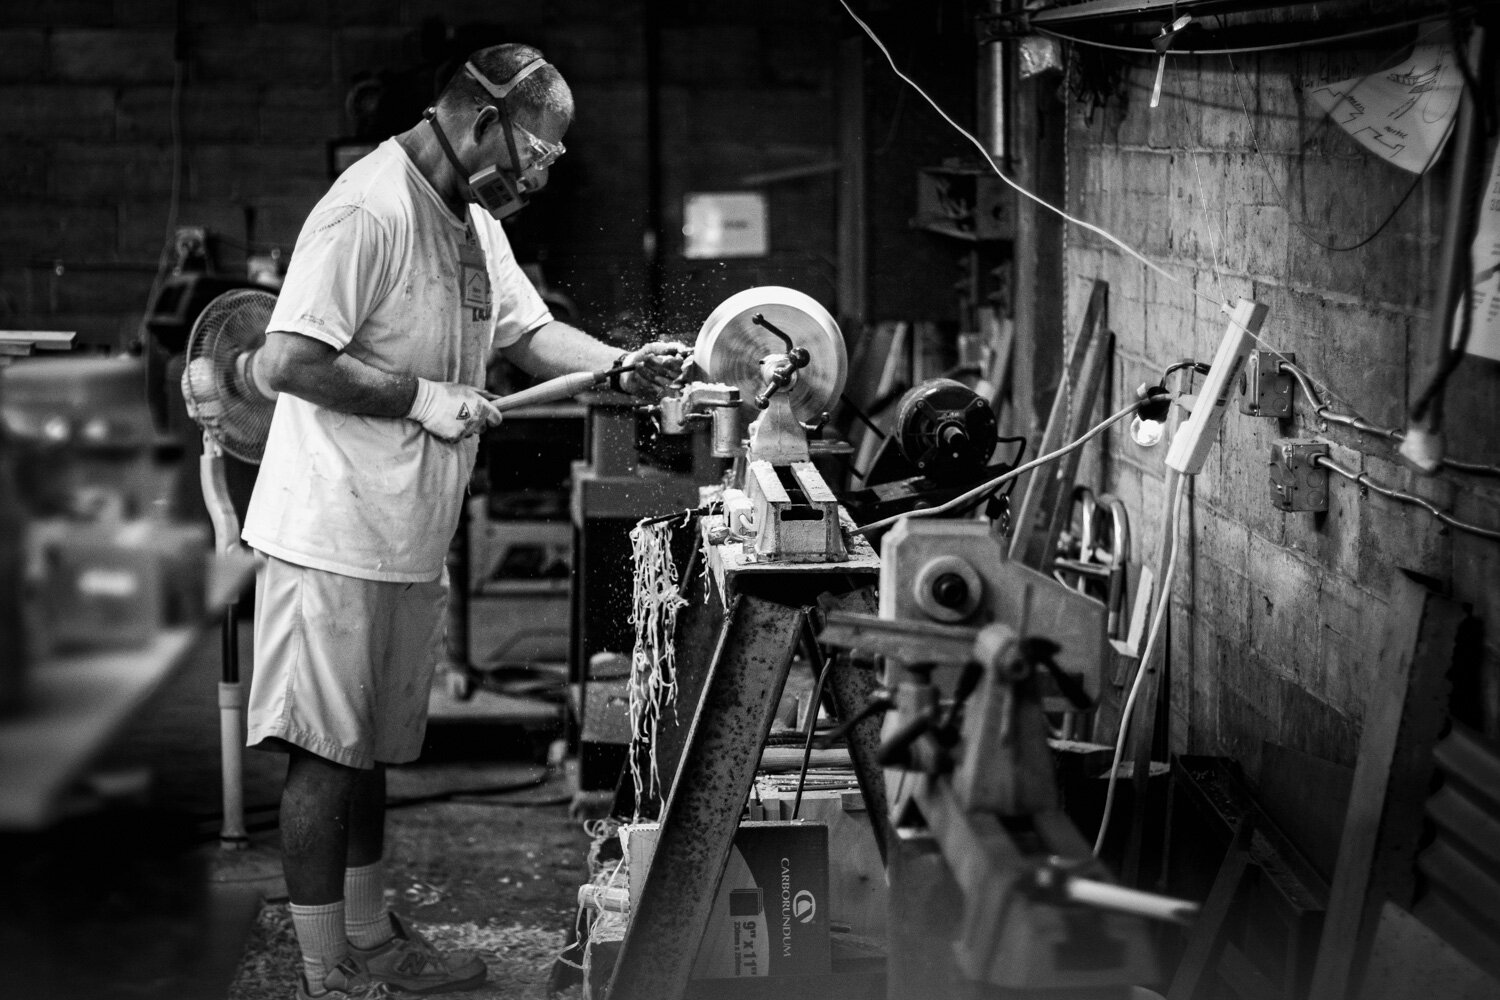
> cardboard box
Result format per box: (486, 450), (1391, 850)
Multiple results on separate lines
(749, 783), (887, 943)
(623, 820), (830, 979)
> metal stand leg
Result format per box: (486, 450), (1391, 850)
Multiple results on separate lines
(606, 594), (804, 1000)
(818, 588), (894, 864)
(218, 604), (248, 849)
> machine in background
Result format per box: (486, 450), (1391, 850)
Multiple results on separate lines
(820, 517), (1197, 998)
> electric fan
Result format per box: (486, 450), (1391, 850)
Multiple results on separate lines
(180, 288), (278, 850)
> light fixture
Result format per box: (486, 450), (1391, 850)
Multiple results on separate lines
(1131, 382), (1171, 448)
(1131, 413), (1165, 448)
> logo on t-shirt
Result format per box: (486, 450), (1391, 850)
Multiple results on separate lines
(459, 227), (492, 322)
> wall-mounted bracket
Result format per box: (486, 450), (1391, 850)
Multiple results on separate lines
(1269, 440), (1329, 512)
(1240, 349), (1294, 418)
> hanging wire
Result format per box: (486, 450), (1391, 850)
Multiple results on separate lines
(837, 0), (1215, 311)
(838, 0), (1365, 430)
(851, 402), (1139, 536)
(1187, 150), (1231, 305)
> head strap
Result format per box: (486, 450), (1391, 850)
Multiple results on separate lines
(465, 57), (548, 102)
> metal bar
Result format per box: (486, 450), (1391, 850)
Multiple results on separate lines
(606, 594), (804, 1000)
(819, 610), (979, 665)
(1007, 59), (1067, 508)
(1026, 0), (1328, 26)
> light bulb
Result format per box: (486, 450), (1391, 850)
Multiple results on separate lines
(1130, 414), (1165, 448)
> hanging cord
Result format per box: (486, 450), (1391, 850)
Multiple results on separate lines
(791, 611), (836, 822)
(851, 402), (1138, 537)
(838, 0), (1362, 432)
(1281, 360), (1500, 476)
(1315, 455), (1500, 542)
(1094, 469), (1187, 856)
(837, 0), (1220, 314)
(1187, 149), (1231, 306)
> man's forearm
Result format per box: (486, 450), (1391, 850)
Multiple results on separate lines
(256, 340), (418, 417)
(500, 320), (620, 380)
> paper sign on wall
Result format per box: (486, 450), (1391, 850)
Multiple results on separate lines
(1311, 43), (1462, 174)
(683, 192), (768, 259)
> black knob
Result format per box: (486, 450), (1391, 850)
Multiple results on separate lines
(931, 572), (969, 609)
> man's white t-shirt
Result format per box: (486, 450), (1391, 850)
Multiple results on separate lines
(242, 138), (551, 582)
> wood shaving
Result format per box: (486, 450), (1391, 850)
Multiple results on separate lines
(626, 518), (687, 816)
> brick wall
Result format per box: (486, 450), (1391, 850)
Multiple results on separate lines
(0, 2), (865, 350)
(1059, 34), (1500, 773)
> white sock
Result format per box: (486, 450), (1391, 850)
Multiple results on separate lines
(289, 900), (347, 990)
(345, 860), (393, 949)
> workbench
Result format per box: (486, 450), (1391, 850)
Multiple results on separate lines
(605, 512), (892, 1000)
(0, 551), (256, 831)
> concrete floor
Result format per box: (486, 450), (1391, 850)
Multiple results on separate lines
(19, 617), (589, 999)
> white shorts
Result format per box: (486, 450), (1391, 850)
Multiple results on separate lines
(247, 554), (448, 768)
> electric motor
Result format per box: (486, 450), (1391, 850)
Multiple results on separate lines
(892, 378), (997, 483)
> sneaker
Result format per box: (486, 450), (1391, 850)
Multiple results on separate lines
(297, 957), (392, 999)
(350, 913), (488, 995)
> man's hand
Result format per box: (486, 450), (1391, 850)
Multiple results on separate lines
(618, 341), (690, 398)
(407, 377), (503, 442)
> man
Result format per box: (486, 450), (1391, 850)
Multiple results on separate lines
(242, 43), (684, 999)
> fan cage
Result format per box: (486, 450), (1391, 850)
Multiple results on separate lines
(181, 288), (279, 464)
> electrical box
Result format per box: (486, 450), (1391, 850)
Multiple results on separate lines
(1269, 440), (1329, 512)
(1240, 349), (1294, 418)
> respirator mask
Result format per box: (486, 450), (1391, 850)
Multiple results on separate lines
(425, 57), (565, 221)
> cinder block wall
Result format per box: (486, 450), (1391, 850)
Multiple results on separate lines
(0, 2), (856, 350)
(1062, 35), (1500, 772)
(0, 2), (665, 349)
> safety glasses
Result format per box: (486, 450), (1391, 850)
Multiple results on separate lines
(512, 121), (565, 170)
